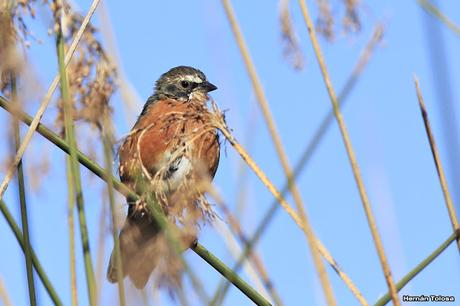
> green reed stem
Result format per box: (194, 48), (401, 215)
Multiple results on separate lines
(0, 199), (63, 306)
(374, 229), (460, 306)
(11, 76), (37, 306)
(192, 243), (271, 306)
(0, 95), (270, 306)
(55, 31), (96, 305)
(101, 123), (126, 306)
(66, 156), (78, 306)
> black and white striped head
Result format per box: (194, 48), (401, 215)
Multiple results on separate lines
(153, 66), (217, 102)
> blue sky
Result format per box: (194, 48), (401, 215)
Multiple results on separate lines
(1, 0), (460, 305)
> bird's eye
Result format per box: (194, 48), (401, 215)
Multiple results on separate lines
(181, 80), (190, 88)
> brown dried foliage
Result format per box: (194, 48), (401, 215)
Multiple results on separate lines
(316, 0), (335, 40)
(0, 1), (51, 191)
(279, 0), (304, 70)
(314, 0), (362, 41)
(0, 0), (29, 97)
(52, 0), (117, 130)
(343, 0), (361, 34)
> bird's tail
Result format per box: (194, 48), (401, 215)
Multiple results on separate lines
(107, 212), (161, 289)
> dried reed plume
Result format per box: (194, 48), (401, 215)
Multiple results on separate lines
(279, 0), (304, 70)
(51, 0), (117, 130)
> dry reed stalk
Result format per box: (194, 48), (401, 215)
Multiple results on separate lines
(0, 277), (13, 306)
(0, 0), (101, 199)
(297, 0), (400, 305)
(417, 0), (460, 36)
(221, 0), (336, 304)
(414, 77), (460, 251)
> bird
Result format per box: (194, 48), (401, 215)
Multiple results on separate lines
(107, 66), (220, 289)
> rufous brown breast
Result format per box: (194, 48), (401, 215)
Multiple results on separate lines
(118, 97), (220, 215)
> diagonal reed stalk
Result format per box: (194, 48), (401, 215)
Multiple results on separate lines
(0, 0), (101, 199)
(10, 75), (37, 306)
(220, 0), (336, 304)
(0, 199), (63, 306)
(192, 243), (271, 306)
(213, 23), (383, 306)
(374, 229), (460, 306)
(55, 19), (96, 306)
(414, 77), (460, 251)
(417, 0), (460, 36)
(66, 156), (78, 306)
(0, 96), (271, 306)
(100, 119), (126, 305)
(297, 0), (400, 305)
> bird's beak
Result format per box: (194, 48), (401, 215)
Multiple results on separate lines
(201, 81), (217, 92)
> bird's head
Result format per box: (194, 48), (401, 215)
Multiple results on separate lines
(154, 66), (217, 102)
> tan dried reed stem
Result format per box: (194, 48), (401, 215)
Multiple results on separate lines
(0, 0), (101, 199)
(217, 124), (300, 226)
(417, 0), (460, 36)
(221, 0), (336, 304)
(297, 0), (400, 305)
(0, 277), (12, 306)
(414, 77), (460, 251)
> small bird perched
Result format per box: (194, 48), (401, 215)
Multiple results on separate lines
(107, 66), (220, 289)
